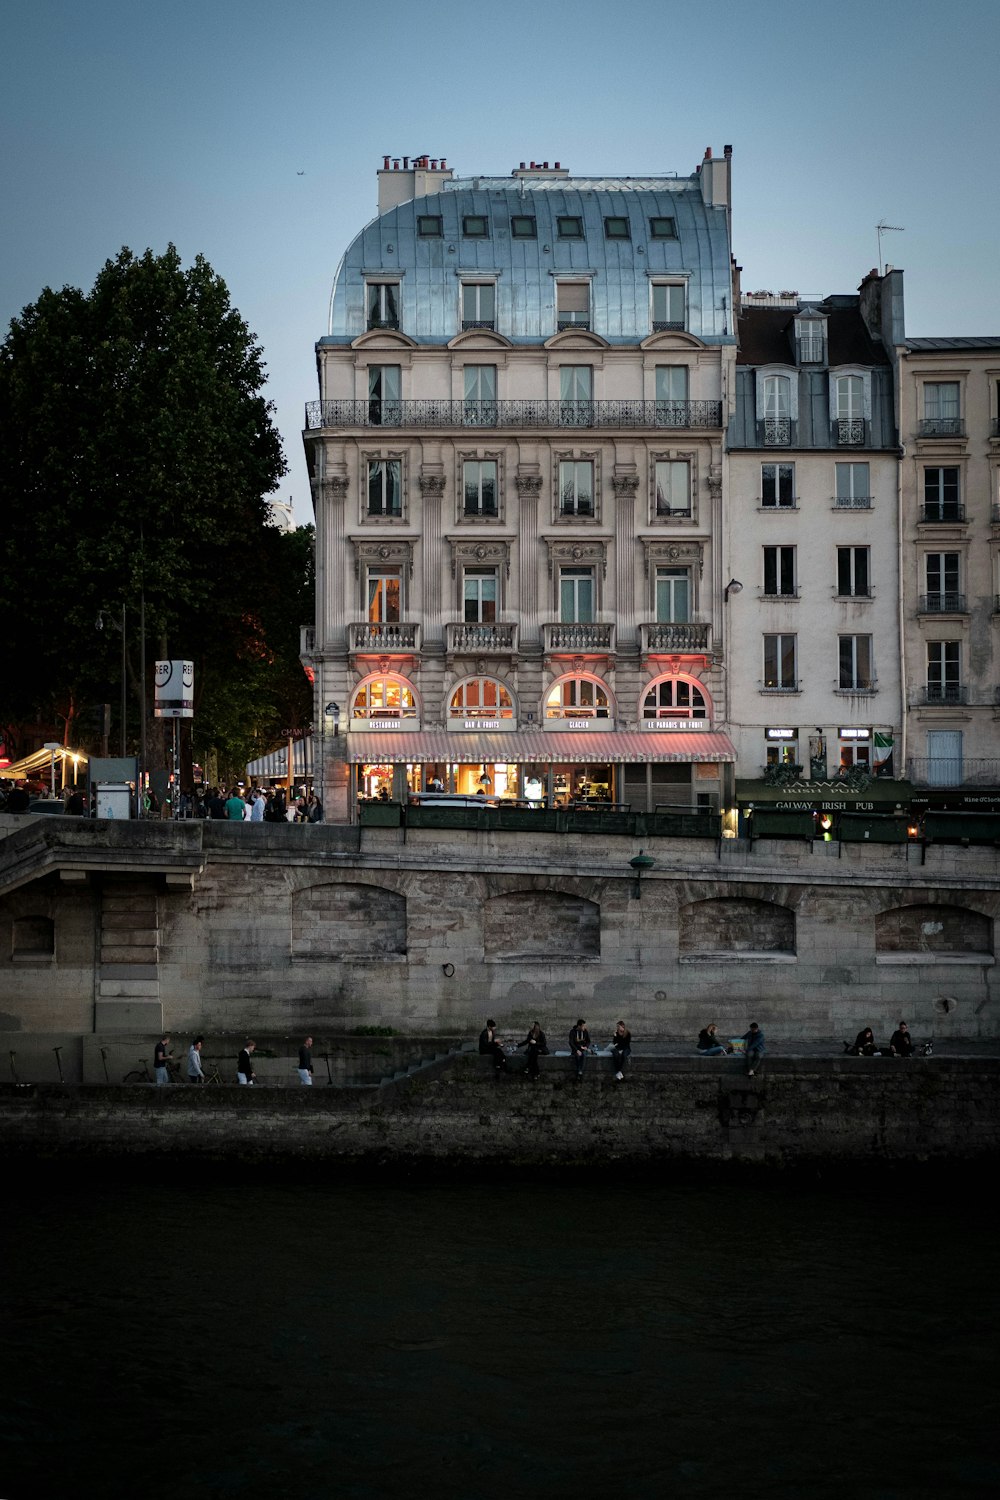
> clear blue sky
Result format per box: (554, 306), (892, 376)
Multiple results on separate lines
(3, 0), (998, 524)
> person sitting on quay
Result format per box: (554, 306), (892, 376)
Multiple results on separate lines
(743, 1022), (766, 1077)
(478, 1018), (507, 1076)
(518, 1022), (547, 1081)
(569, 1018), (591, 1081)
(847, 1027), (881, 1057)
(696, 1024), (729, 1058)
(889, 1021), (914, 1058)
(237, 1040), (256, 1085)
(610, 1020), (632, 1081)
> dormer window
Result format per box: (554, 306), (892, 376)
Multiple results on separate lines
(796, 317), (825, 363)
(417, 215), (443, 237)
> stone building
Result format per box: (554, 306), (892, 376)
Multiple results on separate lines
(302, 149), (740, 824)
(896, 337), (1000, 793)
(726, 271), (906, 813)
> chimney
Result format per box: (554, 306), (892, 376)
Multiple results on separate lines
(378, 153), (455, 214)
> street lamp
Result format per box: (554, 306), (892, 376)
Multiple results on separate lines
(629, 849), (656, 899)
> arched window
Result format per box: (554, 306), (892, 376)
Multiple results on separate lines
(449, 678), (515, 720)
(641, 675), (709, 720)
(545, 676), (613, 719)
(351, 675), (418, 720)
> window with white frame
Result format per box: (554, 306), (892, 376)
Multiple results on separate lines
(835, 462), (871, 508)
(462, 459), (498, 517)
(927, 640), (962, 700)
(367, 365), (401, 425)
(351, 675), (417, 720)
(924, 552), (961, 611)
(923, 467), (962, 519)
(763, 634), (797, 691)
(922, 382), (961, 434)
(764, 726), (799, 766)
(462, 283), (495, 330)
(367, 567), (401, 622)
(559, 365), (592, 425)
(838, 728), (872, 771)
(761, 463), (794, 507)
(641, 677), (708, 720)
(546, 677), (611, 718)
(655, 365), (689, 410)
(559, 460), (595, 517)
(834, 374), (865, 443)
(559, 566), (595, 623)
(763, 546), (795, 597)
(367, 459), (402, 517)
(463, 567), (498, 624)
(367, 282), (399, 330)
(654, 459), (691, 516)
(655, 567), (691, 622)
(763, 375), (791, 444)
(449, 679), (514, 720)
(463, 364), (497, 424)
(838, 635), (875, 691)
(837, 546), (870, 598)
(557, 282), (591, 331)
(796, 317), (825, 363)
(651, 283), (685, 331)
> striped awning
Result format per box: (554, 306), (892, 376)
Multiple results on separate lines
(345, 729), (736, 765)
(246, 739), (315, 779)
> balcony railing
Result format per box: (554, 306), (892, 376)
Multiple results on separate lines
(920, 504), (966, 523)
(557, 317), (591, 332)
(907, 757), (1000, 787)
(836, 418), (865, 445)
(349, 621), (421, 653)
(835, 679), (878, 694)
(305, 398), (723, 431)
(543, 622), (615, 653)
(461, 319), (495, 331)
(445, 622), (518, 654)
(918, 593), (967, 614)
(918, 417), (965, 438)
(761, 418), (791, 446)
(833, 493), (873, 509)
(652, 320), (686, 332)
(759, 680), (800, 693)
(641, 622), (711, 653)
(919, 684), (968, 705)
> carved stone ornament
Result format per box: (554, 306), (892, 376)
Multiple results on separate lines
(642, 538), (704, 578)
(325, 475), (350, 500)
(706, 469), (722, 498)
(515, 473), (543, 496)
(419, 472), (447, 496)
(352, 539), (414, 579)
(545, 538), (607, 579)
(450, 539), (511, 579)
(612, 473), (640, 497)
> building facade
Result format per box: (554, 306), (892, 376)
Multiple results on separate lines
(897, 338), (1000, 797)
(303, 150), (740, 824)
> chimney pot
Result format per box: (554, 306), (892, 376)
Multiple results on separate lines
(403, 156), (409, 169)
(383, 155), (390, 170)
(554, 161), (560, 169)
(519, 161), (525, 170)
(441, 158), (447, 169)
(543, 161), (549, 169)
(704, 146), (712, 159)
(724, 144), (733, 156)
(431, 159), (437, 170)
(393, 159), (400, 170)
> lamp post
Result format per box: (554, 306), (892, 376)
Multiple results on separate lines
(95, 604), (127, 756)
(629, 850), (656, 899)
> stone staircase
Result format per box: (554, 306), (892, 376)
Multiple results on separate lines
(378, 1041), (475, 1091)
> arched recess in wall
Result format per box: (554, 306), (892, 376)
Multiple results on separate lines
(484, 890), (600, 962)
(12, 916), (55, 961)
(874, 904), (993, 959)
(679, 897), (795, 958)
(292, 883), (406, 960)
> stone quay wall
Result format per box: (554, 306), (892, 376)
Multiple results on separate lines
(1, 1055), (997, 1165)
(0, 815), (997, 1043)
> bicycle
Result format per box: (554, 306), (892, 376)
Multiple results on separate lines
(123, 1058), (183, 1084)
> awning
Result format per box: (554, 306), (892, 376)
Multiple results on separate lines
(1, 746), (89, 780)
(246, 740), (314, 779)
(345, 729), (736, 765)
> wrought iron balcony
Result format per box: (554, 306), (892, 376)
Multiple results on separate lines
(833, 493), (873, 509)
(920, 504), (966, 523)
(640, 621), (711, 653)
(543, 622), (615, 653)
(918, 417), (964, 438)
(446, 622), (518, 655)
(907, 757), (1000, 787)
(461, 319), (495, 331)
(557, 318), (591, 331)
(366, 317), (399, 331)
(348, 621), (421, 654)
(835, 679), (878, 694)
(652, 321), (685, 333)
(919, 683), (968, 705)
(835, 418), (866, 446)
(305, 398), (723, 431)
(761, 418), (791, 446)
(918, 593), (967, 614)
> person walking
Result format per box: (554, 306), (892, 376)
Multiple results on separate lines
(743, 1022), (766, 1077)
(187, 1036), (206, 1085)
(569, 1018), (591, 1080)
(153, 1033), (173, 1085)
(610, 1021), (632, 1081)
(297, 1036), (314, 1085)
(237, 1040), (256, 1085)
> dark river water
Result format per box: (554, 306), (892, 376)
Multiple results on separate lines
(1, 1162), (996, 1500)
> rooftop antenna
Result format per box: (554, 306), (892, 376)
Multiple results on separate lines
(876, 221), (904, 276)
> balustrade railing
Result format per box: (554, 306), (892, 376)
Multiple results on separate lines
(349, 621), (421, 653)
(543, 622), (615, 652)
(641, 622), (711, 653)
(445, 622), (517, 654)
(918, 417), (964, 438)
(306, 398), (722, 431)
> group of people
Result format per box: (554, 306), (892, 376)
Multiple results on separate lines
(153, 1035), (317, 1085)
(846, 1022), (922, 1057)
(478, 1018), (633, 1081)
(696, 1022), (766, 1076)
(192, 785), (323, 823)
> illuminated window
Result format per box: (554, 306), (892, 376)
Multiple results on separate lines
(367, 568), (401, 623)
(449, 679), (514, 719)
(641, 678), (708, 720)
(351, 676), (417, 719)
(545, 677), (612, 718)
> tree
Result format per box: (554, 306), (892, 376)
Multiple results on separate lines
(0, 245), (298, 771)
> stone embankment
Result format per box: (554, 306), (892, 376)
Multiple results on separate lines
(2, 1053), (997, 1165)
